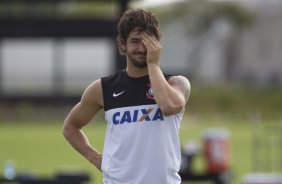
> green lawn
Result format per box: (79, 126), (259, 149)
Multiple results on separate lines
(0, 115), (259, 184)
(1, 86), (281, 184)
(0, 121), (105, 183)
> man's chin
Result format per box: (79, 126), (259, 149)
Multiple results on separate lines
(132, 61), (147, 68)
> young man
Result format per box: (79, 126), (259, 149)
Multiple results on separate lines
(63, 9), (191, 184)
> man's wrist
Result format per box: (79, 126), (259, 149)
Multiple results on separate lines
(87, 151), (102, 170)
(147, 62), (160, 68)
(88, 151), (101, 160)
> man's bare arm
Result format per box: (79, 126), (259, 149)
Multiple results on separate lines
(141, 33), (190, 115)
(63, 79), (103, 171)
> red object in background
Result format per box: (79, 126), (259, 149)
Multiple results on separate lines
(203, 128), (230, 173)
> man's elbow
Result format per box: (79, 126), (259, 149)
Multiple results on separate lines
(159, 102), (184, 116)
(62, 120), (73, 140)
(62, 123), (69, 139)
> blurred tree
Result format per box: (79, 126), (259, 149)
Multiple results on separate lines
(153, 0), (255, 35)
(151, 0), (256, 82)
(0, 0), (130, 19)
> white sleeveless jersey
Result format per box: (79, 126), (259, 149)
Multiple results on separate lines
(101, 70), (183, 184)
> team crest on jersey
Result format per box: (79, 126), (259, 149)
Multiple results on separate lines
(146, 83), (155, 100)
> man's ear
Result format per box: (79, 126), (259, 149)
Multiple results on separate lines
(120, 39), (126, 55)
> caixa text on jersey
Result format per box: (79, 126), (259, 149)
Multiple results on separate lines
(112, 107), (164, 125)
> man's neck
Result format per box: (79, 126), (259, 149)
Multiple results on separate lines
(125, 67), (148, 78)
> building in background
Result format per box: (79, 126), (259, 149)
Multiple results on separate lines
(0, 0), (127, 98)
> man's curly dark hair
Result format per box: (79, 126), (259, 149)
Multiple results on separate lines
(117, 9), (161, 55)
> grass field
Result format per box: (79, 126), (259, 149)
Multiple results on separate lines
(1, 86), (282, 184)
(0, 116), (263, 184)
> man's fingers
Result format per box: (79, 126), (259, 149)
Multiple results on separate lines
(142, 33), (159, 44)
(141, 33), (161, 50)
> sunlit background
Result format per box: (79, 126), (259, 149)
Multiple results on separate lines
(0, 0), (282, 184)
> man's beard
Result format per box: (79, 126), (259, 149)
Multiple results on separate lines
(127, 52), (147, 68)
(132, 60), (147, 68)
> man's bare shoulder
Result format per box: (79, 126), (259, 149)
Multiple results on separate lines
(87, 79), (102, 91)
(82, 79), (103, 107)
(168, 75), (191, 101)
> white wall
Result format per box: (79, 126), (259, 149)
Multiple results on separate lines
(1, 38), (114, 96)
